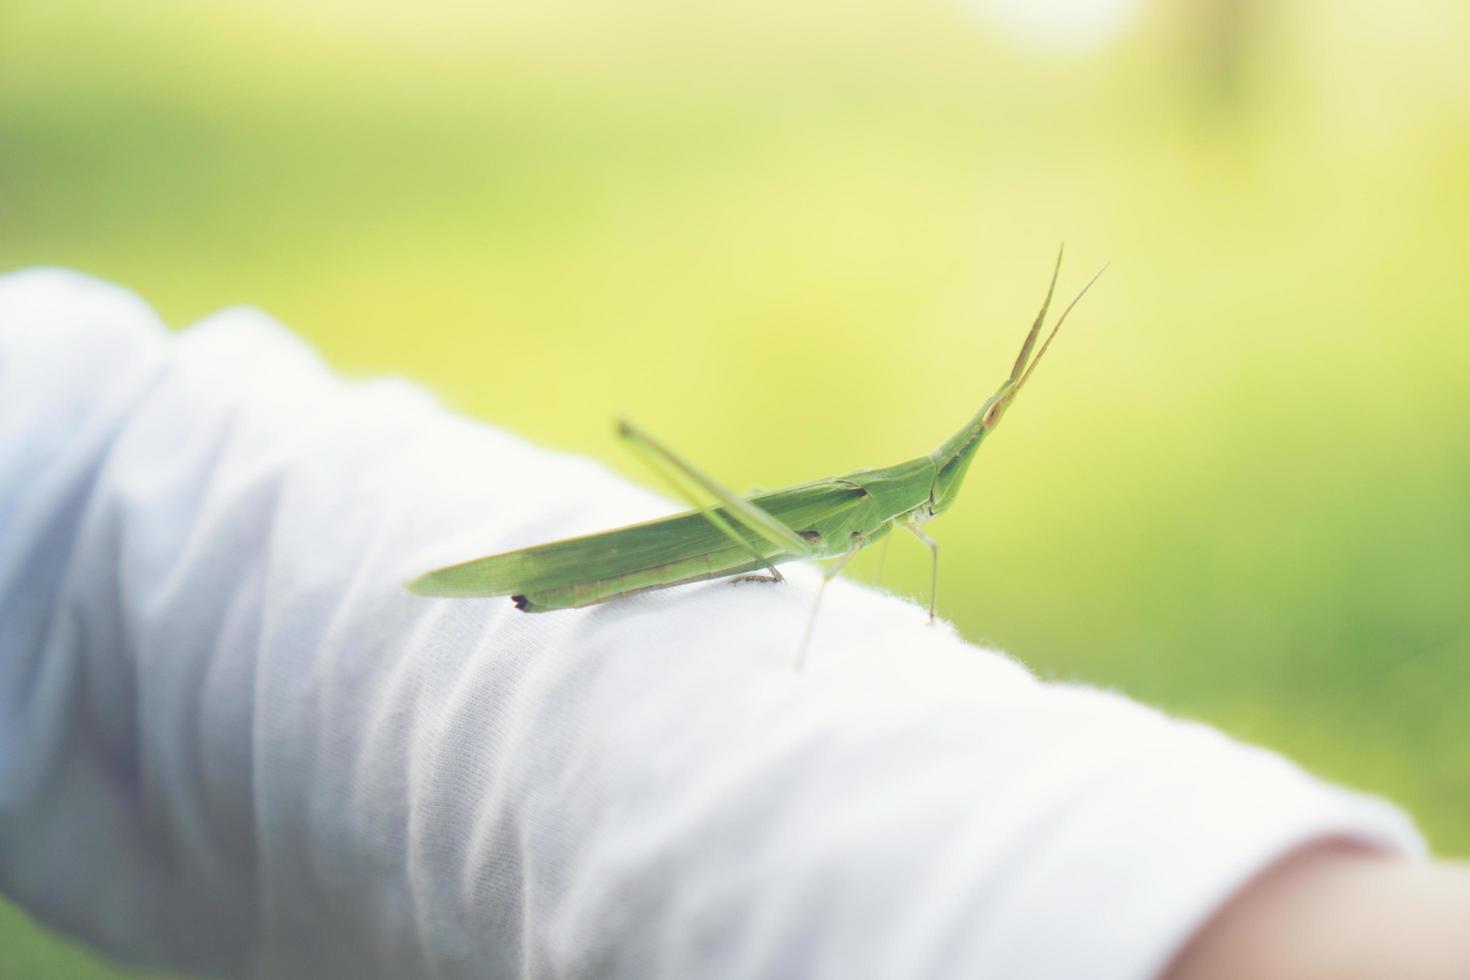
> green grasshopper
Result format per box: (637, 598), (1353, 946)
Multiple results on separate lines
(410, 250), (1101, 662)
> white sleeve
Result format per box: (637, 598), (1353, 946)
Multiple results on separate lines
(0, 268), (1424, 980)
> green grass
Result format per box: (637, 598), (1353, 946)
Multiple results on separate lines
(3, 0), (1469, 972)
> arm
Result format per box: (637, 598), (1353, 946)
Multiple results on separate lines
(0, 268), (1437, 979)
(1166, 843), (1470, 980)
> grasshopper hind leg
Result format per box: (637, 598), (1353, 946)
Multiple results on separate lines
(616, 419), (819, 582)
(731, 568), (785, 585)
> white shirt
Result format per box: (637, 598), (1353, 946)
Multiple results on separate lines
(0, 267), (1423, 979)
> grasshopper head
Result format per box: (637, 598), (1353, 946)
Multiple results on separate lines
(929, 250), (1104, 516)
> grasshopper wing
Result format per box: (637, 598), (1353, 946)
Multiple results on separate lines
(407, 479), (873, 608)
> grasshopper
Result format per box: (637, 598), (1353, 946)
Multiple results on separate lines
(411, 250), (1101, 664)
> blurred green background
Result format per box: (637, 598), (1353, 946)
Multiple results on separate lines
(3, 0), (1468, 973)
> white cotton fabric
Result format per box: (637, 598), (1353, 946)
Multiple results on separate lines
(0, 268), (1424, 979)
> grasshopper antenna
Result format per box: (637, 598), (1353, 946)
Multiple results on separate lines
(1017, 262), (1107, 392)
(985, 259), (1107, 428)
(1009, 244), (1064, 383)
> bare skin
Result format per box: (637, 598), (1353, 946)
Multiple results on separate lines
(1164, 842), (1470, 980)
